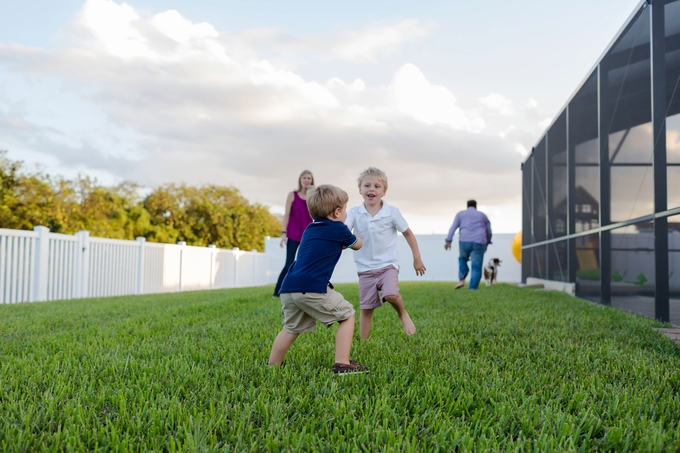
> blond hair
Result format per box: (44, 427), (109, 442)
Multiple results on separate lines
(306, 184), (348, 218)
(357, 167), (388, 190)
(297, 170), (315, 192)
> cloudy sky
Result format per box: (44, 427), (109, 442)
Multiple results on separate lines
(0, 0), (641, 234)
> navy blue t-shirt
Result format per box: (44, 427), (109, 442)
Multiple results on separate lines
(280, 218), (358, 294)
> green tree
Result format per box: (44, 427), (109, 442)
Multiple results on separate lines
(143, 183), (280, 251)
(0, 151), (279, 251)
(0, 151), (63, 231)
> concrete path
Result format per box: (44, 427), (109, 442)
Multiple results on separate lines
(653, 328), (680, 346)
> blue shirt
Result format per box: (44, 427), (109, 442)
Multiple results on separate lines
(445, 207), (492, 245)
(280, 218), (358, 294)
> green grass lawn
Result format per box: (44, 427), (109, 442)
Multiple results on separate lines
(2, 283), (680, 452)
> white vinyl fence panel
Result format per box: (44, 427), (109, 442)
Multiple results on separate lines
(2, 227), (531, 305)
(142, 242), (173, 294)
(214, 249), (236, 289)
(179, 243), (212, 292)
(87, 236), (140, 298)
(0, 229), (36, 304)
(46, 233), (80, 301)
(0, 226), (275, 304)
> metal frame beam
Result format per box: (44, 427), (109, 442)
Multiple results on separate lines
(598, 63), (612, 305)
(651, 0), (669, 322)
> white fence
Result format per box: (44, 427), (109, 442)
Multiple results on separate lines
(0, 226), (270, 304)
(265, 233), (522, 285)
(0, 227), (522, 304)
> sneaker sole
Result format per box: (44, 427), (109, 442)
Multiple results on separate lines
(334, 370), (369, 376)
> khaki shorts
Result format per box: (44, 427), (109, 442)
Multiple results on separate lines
(280, 288), (355, 334)
(358, 266), (400, 310)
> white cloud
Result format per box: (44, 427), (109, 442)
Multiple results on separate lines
(0, 0), (529, 233)
(73, 0), (229, 64)
(514, 143), (530, 156)
(392, 64), (484, 131)
(327, 19), (428, 63)
(479, 93), (514, 116)
(77, 0), (148, 59)
(537, 117), (552, 129)
(215, 19), (428, 64)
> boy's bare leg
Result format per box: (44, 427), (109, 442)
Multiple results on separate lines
(359, 309), (374, 340)
(335, 314), (355, 364)
(383, 295), (416, 336)
(268, 330), (299, 365)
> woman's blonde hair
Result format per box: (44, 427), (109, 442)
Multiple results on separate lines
(297, 170), (315, 192)
(357, 167), (388, 190)
(306, 184), (348, 218)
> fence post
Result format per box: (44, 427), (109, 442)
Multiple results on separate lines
(136, 237), (146, 295)
(232, 247), (239, 288)
(251, 249), (257, 287)
(178, 241), (186, 292)
(208, 245), (216, 290)
(74, 231), (90, 299)
(31, 226), (50, 302)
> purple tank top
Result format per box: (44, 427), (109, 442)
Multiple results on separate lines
(287, 191), (313, 242)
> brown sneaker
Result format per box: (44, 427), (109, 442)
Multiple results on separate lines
(332, 361), (369, 375)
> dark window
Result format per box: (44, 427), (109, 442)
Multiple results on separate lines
(532, 138), (547, 244)
(609, 222), (656, 319)
(575, 232), (601, 303)
(549, 111), (567, 239)
(669, 214), (680, 324)
(603, 8), (653, 223)
(569, 71), (600, 233)
(666, 0), (680, 209)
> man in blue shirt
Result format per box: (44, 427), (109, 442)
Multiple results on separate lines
(444, 200), (492, 290)
(268, 184), (369, 375)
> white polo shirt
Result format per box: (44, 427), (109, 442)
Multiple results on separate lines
(345, 201), (409, 273)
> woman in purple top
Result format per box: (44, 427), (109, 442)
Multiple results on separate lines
(273, 170), (314, 297)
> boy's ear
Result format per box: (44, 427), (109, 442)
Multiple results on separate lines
(328, 206), (341, 220)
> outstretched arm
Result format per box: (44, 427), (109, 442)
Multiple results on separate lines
(402, 228), (425, 276)
(279, 191), (294, 247)
(350, 236), (362, 250)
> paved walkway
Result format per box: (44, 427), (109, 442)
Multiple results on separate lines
(652, 328), (680, 346)
(610, 296), (680, 326)
(608, 296), (680, 346)
(575, 294), (680, 345)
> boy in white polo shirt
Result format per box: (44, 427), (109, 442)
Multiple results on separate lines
(346, 167), (426, 340)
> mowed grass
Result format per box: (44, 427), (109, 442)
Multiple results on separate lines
(2, 283), (680, 452)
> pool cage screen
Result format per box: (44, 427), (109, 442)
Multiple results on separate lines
(521, 0), (680, 323)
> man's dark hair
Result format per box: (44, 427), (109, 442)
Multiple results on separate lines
(467, 199), (477, 208)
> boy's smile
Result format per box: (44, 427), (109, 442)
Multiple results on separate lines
(360, 176), (386, 210)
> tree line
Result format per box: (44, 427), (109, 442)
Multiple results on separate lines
(0, 151), (280, 252)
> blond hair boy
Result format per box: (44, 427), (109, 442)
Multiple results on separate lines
(268, 184), (368, 375)
(345, 167), (426, 340)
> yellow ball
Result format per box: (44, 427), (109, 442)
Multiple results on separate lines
(512, 231), (522, 263)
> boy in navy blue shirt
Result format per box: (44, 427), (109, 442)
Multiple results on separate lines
(268, 184), (369, 375)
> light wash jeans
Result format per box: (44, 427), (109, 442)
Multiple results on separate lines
(458, 241), (486, 290)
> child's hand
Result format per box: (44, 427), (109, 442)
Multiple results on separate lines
(414, 258), (426, 276)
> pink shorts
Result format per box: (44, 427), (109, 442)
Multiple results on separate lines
(358, 266), (400, 310)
